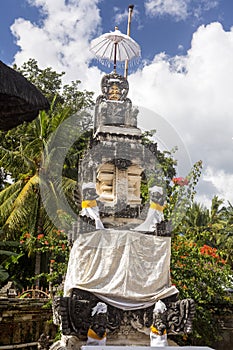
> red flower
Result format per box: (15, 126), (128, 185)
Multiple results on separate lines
(50, 259), (55, 264)
(200, 245), (220, 259)
(37, 234), (44, 240)
(24, 233), (31, 238)
(172, 177), (189, 186)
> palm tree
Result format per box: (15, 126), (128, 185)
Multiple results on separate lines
(0, 59), (94, 287)
(181, 201), (210, 238)
(0, 108), (79, 286)
(215, 201), (233, 267)
(179, 196), (233, 266)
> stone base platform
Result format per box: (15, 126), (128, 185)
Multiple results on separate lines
(81, 347), (214, 350)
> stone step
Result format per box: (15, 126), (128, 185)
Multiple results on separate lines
(81, 346), (215, 350)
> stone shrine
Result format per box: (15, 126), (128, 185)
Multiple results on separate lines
(50, 70), (196, 349)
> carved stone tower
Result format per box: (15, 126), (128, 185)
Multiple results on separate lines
(51, 70), (195, 350)
(76, 71), (155, 232)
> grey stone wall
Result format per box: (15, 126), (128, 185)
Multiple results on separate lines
(0, 298), (57, 347)
(213, 315), (233, 350)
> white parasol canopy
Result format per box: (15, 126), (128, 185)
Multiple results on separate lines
(90, 27), (141, 72)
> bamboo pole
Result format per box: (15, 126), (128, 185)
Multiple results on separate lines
(124, 4), (134, 79)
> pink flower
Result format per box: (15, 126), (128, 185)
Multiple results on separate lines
(172, 177), (189, 186)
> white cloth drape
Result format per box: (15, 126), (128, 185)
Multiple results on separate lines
(80, 206), (105, 230)
(64, 230), (178, 310)
(133, 206), (164, 232)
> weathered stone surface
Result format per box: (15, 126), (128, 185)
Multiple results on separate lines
(0, 298), (57, 346)
(53, 289), (195, 342)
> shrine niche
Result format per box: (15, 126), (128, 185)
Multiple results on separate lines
(127, 165), (142, 205)
(96, 162), (142, 206)
(96, 163), (115, 203)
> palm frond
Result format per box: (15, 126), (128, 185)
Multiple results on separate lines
(62, 176), (76, 194)
(0, 250), (18, 257)
(14, 174), (39, 207)
(3, 175), (39, 233)
(0, 187), (23, 223)
(0, 180), (23, 204)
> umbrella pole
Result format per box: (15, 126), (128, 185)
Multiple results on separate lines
(114, 42), (117, 72)
(124, 4), (134, 79)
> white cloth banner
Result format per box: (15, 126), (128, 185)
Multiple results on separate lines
(133, 207), (164, 232)
(64, 230), (178, 310)
(80, 206), (105, 230)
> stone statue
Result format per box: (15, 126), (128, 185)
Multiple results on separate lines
(150, 300), (168, 347)
(38, 333), (50, 350)
(87, 302), (108, 346)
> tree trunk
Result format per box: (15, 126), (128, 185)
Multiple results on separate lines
(34, 251), (41, 289)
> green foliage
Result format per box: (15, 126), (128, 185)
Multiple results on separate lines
(141, 129), (177, 185)
(20, 229), (69, 288)
(0, 239), (22, 284)
(13, 58), (94, 114)
(0, 59), (94, 287)
(171, 234), (232, 345)
(164, 160), (203, 227)
(180, 196), (233, 268)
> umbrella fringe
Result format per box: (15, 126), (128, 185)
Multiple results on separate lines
(92, 56), (141, 70)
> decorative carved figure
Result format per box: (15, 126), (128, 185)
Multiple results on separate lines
(87, 302), (108, 346)
(134, 185), (166, 232)
(38, 333), (50, 350)
(150, 300), (168, 347)
(80, 182), (105, 230)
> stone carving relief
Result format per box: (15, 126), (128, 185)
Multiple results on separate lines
(96, 161), (142, 207)
(52, 289), (195, 345)
(96, 163), (115, 203)
(94, 72), (137, 130)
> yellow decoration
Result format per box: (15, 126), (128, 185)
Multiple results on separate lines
(150, 201), (165, 212)
(150, 325), (167, 335)
(81, 200), (97, 208)
(87, 328), (106, 340)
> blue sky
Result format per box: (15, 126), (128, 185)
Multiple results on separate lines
(1, 0), (233, 65)
(1, 0), (233, 206)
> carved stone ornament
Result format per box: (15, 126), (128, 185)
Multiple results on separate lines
(110, 158), (132, 170)
(52, 289), (195, 343)
(101, 72), (129, 101)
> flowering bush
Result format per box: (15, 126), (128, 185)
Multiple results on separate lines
(164, 160), (202, 228)
(171, 234), (232, 345)
(20, 229), (69, 288)
(172, 177), (189, 186)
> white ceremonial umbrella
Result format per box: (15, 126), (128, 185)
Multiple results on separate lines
(90, 26), (141, 72)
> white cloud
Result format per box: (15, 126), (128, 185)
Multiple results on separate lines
(201, 167), (233, 206)
(144, 0), (219, 21)
(145, 0), (189, 20)
(129, 22), (233, 204)
(11, 0), (102, 90)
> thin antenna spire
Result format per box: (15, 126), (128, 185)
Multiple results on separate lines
(124, 4), (134, 79)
